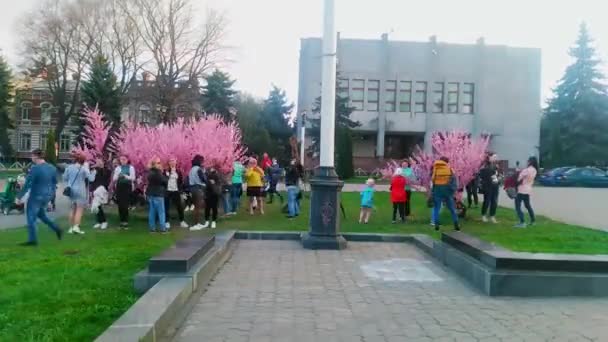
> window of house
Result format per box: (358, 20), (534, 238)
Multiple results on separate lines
(432, 82), (444, 113)
(40, 132), (48, 150)
(463, 83), (475, 114)
(337, 78), (349, 98)
(20, 133), (31, 152)
(139, 104), (152, 124)
(447, 82), (459, 113)
(384, 80), (396, 112)
(399, 81), (412, 112)
(367, 80), (379, 111)
(415, 82), (427, 113)
(40, 102), (52, 123)
(351, 79), (365, 110)
(60, 134), (72, 152)
(21, 102), (32, 120)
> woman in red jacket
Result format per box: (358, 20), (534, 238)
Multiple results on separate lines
(390, 168), (408, 223)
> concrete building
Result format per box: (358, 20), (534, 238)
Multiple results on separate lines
(297, 34), (542, 171)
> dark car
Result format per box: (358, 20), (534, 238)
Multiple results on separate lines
(538, 166), (575, 186)
(549, 167), (608, 188)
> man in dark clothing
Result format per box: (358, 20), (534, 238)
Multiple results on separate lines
(146, 158), (168, 233)
(267, 159), (284, 204)
(91, 159), (112, 229)
(479, 154), (501, 223)
(16, 149), (63, 246)
(465, 174), (479, 209)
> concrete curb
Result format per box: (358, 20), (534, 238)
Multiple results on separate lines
(96, 231), (236, 342)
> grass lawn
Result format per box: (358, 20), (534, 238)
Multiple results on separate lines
(2, 191), (608, 341)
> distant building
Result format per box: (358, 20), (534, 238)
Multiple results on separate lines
(9, 73), (202, 161)
(10, 79), (79, 160)
(297, 34), (541, 171)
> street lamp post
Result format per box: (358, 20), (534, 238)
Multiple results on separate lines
(301, 0), (347, 250)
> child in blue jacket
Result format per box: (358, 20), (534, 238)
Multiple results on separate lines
(359, 178), (375, 224)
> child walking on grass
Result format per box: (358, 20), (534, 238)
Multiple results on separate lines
(359, 178), (375, 224)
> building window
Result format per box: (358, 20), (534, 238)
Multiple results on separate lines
(139, 104), (152, 124)
(432, 82), (444, 113)
(384, 80), (397, 112)
(337, 78), (349, 98)
(463, 83), (475, 114)
(40, 102), (52, 123)
(415, 82), (427, 113)
(447, 82), (459, 113)
(399, 81), (412, 112)
(60, 134), (72, 152)
(21, 102), (32, 121)
(351, 79), (365, 111)
(40, 132), (48, 150)
(367, 80), (379, 111)
(19, 133), (31, 152)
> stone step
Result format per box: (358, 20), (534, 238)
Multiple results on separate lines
(149, 236), (215, 273)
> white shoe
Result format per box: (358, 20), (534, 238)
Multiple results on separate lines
(482, 216), (489, 223)
(68, 226), (74, 234)
(180, 221), (189, 229)
(189, 224), (203, 231)
(93, 223), (101, 229)
(165, 222), (171, 229)
(490, 217), (498, 224)
(189, 205), (195, 211)
(72, 226), (85, 235)
(100, 222), (108, 230)
(211, 221), (216, 229)
(201, 221), (210, 229)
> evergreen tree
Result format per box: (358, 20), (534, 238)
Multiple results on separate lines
(202, 70), (237, 122)
(541, 23), (608, 166)
(45, 131), (57, 165)
(260, 86), (294, 162)
(335, 127), (354, 179)
(235, 93), (273, 156)
(79, 55), (121, 143)
(0, 56), (13, 160)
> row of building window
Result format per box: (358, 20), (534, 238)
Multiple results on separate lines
(337, 79), (475, 114)
(18, 133), (72, 152)
(20, 102), (70, 122)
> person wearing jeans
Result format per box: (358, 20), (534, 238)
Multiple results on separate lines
(430, 157), (460, 231)
(230, 161), (244, 214)
(284, 160), (302, 218)
(146, 158), (168, 233)
(514, 157), (538, 228)
(16, 149), (63, 246)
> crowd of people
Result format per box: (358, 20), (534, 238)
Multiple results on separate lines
(359, 153), (539, 231)
(13, 149), (304, 246)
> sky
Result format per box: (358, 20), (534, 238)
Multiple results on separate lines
(2, 0), (608, 109)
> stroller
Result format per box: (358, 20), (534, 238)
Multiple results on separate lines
(0, 178), (25, 215)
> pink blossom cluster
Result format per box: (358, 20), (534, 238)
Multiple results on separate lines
(73, 108), (247, 179)
(381, 131), (490, 198)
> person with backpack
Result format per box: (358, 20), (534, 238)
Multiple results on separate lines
(514, 157), (538, 228)
(479, 153), (502, 224)
(430, 157), (460, 231)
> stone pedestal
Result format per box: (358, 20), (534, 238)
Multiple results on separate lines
(302, 167), (347, 250)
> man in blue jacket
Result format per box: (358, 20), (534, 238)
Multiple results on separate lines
(16, 149), (63, 246)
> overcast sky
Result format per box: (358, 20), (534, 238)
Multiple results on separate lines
(2, 0), (607, 109)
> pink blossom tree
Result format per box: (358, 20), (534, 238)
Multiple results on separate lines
(71, 106), (111, 162)
(381, 131), (490, 199)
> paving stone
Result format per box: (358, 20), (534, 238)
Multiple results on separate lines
(172, 240), (608, 341)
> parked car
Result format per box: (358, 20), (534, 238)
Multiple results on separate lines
(547, 167), (608, 188)
(538, 166), (575, 186)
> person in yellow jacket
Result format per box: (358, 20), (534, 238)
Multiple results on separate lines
(245, 158), (266, 215)
(431, 157), (460, 231)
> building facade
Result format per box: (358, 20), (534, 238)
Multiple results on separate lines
(297, 34), (542, 170)
(10, 80), (79, 160)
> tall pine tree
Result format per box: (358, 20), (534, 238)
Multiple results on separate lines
(0, 56), (13, 159)
(202, 70), (237, 122)
(235, 93), (273, 156)
(80, 55), (121, 143)
(541, 23), (608, 167)
(260, 86), (294, 163)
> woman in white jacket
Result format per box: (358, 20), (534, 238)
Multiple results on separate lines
(112, 155), (136, 229)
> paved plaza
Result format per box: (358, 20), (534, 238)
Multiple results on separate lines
(174, 240), (608, 342)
